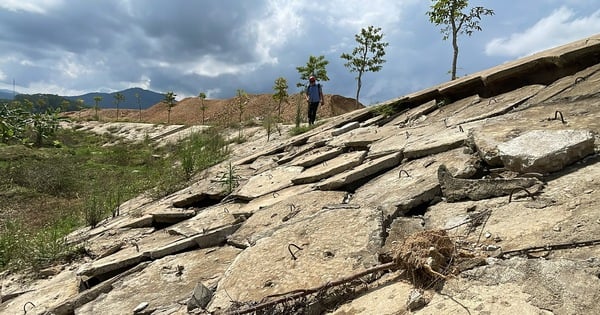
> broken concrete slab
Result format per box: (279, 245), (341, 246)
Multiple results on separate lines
(425, 156), (600, 257)
(228, 190), (347, 248)
(332, 121), (360, 136)
(327, 125), (399, 149)
(288, 146), (343, 168)
(550, 63), (600, 100)
(248, 155), (280, 174)
(231, 165), (304, 201)
(78, 221), (242, 283)
(388, 99), (439, 126)
(497, 129), (595, 174)
(151, 210), (196, 225)
(367, 132), (408, 159)
(223, 184), (315, 215)
(70, 226), (155, 262)
(424, 257), (600, 315)
(292, 150), (367, 185)
(526, 63), (600, 105)
(208, 205), (383, 312)
(277, 139), (327, 165)
(445, 85), (545, 127)
(77, 231), (184, 278)
(74, 246), (241, 315)
(328, 278), (414, 315)
(351, 148), (478, 221)
(438, 164), (544, 202)
(0, 269), (80, 315)
(316, 152), (402, 190)
(165, 204), (241, 237)
(465, 97), (600, 168)
(403, 125), (468, 160)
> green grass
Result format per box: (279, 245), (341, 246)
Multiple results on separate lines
(289, 124), (314, 136)
(0, 126), (229, 273)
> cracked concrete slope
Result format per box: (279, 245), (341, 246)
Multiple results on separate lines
(2, 34), (600, 315)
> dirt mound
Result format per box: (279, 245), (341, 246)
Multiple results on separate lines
(71, 94), (363, 125)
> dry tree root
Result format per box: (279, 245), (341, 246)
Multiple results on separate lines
(393, 229), (457, 289)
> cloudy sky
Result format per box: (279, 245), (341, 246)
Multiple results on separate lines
(1, 0), (599, 105)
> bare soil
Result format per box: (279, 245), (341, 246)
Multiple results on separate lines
(69, 94), (363, 125)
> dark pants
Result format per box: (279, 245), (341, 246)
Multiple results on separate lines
(308, 102), (319, 125)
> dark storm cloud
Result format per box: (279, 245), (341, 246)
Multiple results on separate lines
(0, 1), (598, 104)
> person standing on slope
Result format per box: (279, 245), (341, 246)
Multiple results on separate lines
(305, 75), (324, 125)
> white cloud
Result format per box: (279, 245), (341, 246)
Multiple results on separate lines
(0, 0), (62, 14)
(57, 53), (93, 79)
(182, 55), (255, 78)
(23, 81), (86, 96)
(318, 0), (419, 32)
(485, 6), (600, 57)
(251, 0), (304, 65)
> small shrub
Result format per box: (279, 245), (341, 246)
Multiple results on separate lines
(220, 161), (240, 194)
(289, 125), (312, 136)
(7, 158), (79, 197)
(84, 192), (107, 228)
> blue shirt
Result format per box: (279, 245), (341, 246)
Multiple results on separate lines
(306, 83), (322, 102)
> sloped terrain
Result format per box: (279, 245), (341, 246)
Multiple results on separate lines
(2, 34), (600, 315)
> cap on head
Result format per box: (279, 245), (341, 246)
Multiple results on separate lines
(309, 76), (316, 82)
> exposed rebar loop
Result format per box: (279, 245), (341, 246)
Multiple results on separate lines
(398, 170), (410, 178)
(575, 76), (585, 84)
(288, 243), (303, 260)
(553, 110), (566, 124)
(508, 187), (536, 203)
(23, 301), (36, 314)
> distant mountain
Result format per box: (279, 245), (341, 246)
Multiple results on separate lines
(0, 89), (16, 100)
(66, 88), (165, 110)
(1, 87), (165, 110)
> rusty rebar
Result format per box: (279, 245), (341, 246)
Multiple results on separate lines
(229, 262), (400, 314)
(508, 187), (535, 203)
(553, 110), (566, 124)
(23, 301), (36, 314)
(398, 170), (410, 178)
(498, 238), (600, 259)
(288, 244), (303, 260)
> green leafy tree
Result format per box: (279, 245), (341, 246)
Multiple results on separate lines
(198, 92), (207, 124)
(93, 95), (102, 119)
(272, 77), (289, 118)
(135, 93), (142, 122)
(60, 100), (70, 112)
(164, 91), (177, 124)
(426, 0), (494, 80)
(113, 92), (124, 121)
(234, 89), (249, 139)
(296, 55), (329, 88)
(0, 102), (28, 143)
(29, 107), (62, 146)
(76, 99), (85, 119)
(340, 25), (389, 108)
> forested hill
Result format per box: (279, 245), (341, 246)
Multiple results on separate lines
(1, 88), (165, 111)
